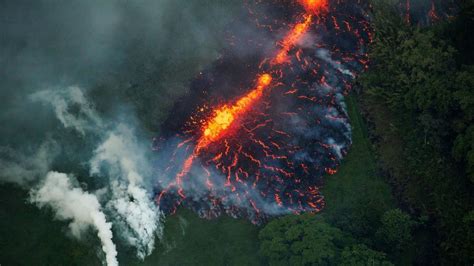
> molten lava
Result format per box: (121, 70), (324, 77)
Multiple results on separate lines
(196, 73), (272, 152)
(171, 73), (273, 197)
(162, 0), (331, 208)
(299, 0), (329, 14)
(273, 14), (313, 65)
(273, 0), (328, 65)
(169, 0), (323, 197)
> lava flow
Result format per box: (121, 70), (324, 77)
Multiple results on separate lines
(196, 73), (273, 152)
(154, 0), (372, 223)
(187, 0), (327, 154)
(172, 73), (272, 198)
(169, 0), (327, 199)
(273, 0), (327, 65)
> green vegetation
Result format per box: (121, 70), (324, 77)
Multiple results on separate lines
(259, 214), (394, 266)
(130, 209), (261, 266)
(375, 209), (415, 252)
(0, 186), (102, 266)
(259, 215), (348, 265)
(339, 244), (392, 266)
(356, 0), (474, 264)
(321, 96), (394, 240)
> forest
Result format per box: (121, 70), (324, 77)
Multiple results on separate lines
(259, 0), (474, 265)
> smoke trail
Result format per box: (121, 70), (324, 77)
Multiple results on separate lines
(0, 141), (59, 187)
(316, 49), (355, 78)
(30, 86), (104, 135)
(30, 171), (118, 266)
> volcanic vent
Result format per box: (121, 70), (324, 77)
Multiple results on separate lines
(153, 0), (372, 223)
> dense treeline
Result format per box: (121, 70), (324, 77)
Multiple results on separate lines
(259, 1), (474, 265)
(358, 0), (474, 264)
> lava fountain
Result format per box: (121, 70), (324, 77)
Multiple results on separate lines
(197, 73), (273, 152)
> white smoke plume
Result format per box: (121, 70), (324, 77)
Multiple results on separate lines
(26, 86), (164, 261)
(30, 171), (118, 266)
(91, 125), (163, 259)
(316, 49), (355, 78)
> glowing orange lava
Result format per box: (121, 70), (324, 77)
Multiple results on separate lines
(273, 14), (313, 65)
(272, 0), (328, 65)
(170, 74), (272, 194)
(299, 0), (328, 13)
(196, 73), (272, 152)
(169, 0), (329, 200)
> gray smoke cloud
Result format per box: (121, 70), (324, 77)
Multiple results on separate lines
(316, 49), (355, 78)
(0, 0), (257, 263)
(30, 171), (118, 266)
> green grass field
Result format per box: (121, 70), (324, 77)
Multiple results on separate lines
(0, 186), (102, 266)
(321, 95), (394, 238)
(130, 209), (261, 266)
